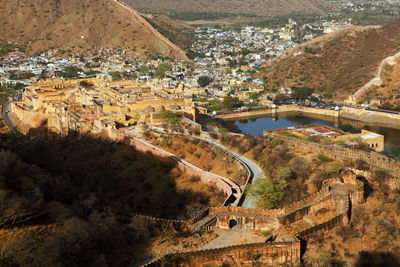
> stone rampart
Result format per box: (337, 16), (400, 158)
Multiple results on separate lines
(296, 212), (347, 242)
(285, 185), (331, 213)
(11, 102), (47, 131)
(144, 241), (301, 267)
(110, 129), (242, 206)
(132, 214), (189, 232)
(215, 105), (340, 120)
(267, 132), (400, 172)
(216, 109), (274, 119)
(209, 206), (284, 217)
(208, 179), (341, 230)
(138, 169), (366, 266)
(296, 194), (350, 242)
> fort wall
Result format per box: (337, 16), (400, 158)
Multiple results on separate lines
(110, 129), (242, 206)
(144, 241), (301, 267)
(266, 132), (400, 172)
(216, 105), (400, 128)
(10, 102), (47, 130)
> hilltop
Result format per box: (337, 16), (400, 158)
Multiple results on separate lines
(121, 0), (334, 19)
(257, 19), (400, 101)
(0, 0), (189, 60)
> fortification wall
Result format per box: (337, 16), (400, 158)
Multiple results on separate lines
(216, 109), (274, 119)
(215, 215), (280, 231)
(11, 102), (47, 130)
(215, 105), (340, 120)
(266, 133), (400, 172)
(209, 206), (284, 217)
(341, 106), (400, 126)
(132, 214), (189, 232)
(110, 129), (241, 206)
(297, 194), (350, 242)
(144, 241), (301, 267)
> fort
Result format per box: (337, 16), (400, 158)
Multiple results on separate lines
(141, 170), (364, 266)
(9, 77), (197, 136)
(1, 78), (388, 266)
(264, 132), (400, 173)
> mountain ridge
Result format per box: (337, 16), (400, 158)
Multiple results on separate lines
(257, 19), (400, 101)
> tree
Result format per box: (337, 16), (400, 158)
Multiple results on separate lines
(154, 63), (171, 79)
(273, 166), (293, 181)
(62, 66), (81, 78)
(249, 92), (259, 101)
(138, 67), (150, 76)
(109, 71), (122, 81)
(197, 76), (212, 87)
(273, 94), (286, 104)
(292, 86), (314, 100)
(247, 177), (287, 209)
(160, 110), (181, 130)
(222, 95), (240, 109)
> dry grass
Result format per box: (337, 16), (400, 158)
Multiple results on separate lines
(303, 172), (400, 265)
(0, 0), (188, 59)
(361, 61), (400, 108)
(148, 134), (247, 185)
(257, 19), (400, 101)
(219, 134), (345, 205)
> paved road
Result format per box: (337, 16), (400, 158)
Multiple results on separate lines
(195, 136), (266, 208)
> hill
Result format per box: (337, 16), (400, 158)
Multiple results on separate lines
(121, 0), (334, 18)
(0, 0), (189, 60)
(257, 19), (400, 101)
(0, 131), (223, 265)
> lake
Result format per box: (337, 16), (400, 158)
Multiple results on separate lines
(233, 113), (400, 151)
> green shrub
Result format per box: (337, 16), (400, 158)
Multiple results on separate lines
(317, 154), (331, 162)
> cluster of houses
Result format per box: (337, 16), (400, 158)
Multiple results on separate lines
(0, 17), (364, 118)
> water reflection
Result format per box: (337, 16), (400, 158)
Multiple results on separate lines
(233, 113), (400, 150)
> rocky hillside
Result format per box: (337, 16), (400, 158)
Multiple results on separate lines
(257, 19), (400, 101)
(143, 14), (194, 50)
(0, 0), (189, 60)
(121, 0), (334, 18)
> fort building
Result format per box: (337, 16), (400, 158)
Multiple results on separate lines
(10, 77), (196, 136)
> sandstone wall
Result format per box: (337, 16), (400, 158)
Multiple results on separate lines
(11, 102), (47, 130)
(341, 106), (400, 127)
(267, 133), (400, 172)
(144, 241), (301, 267)
(209, 206), (284, 217)
(215, 105), (340, 120)
(110, 129), (242, 206)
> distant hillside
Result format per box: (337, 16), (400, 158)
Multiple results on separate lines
(257, 19), (400, 101)
(121, 0), (334, 18)
(0, 0), (189, 60)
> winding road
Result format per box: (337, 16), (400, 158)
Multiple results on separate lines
(149, 128), (266, 208)
(192, 135), (266, 208)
